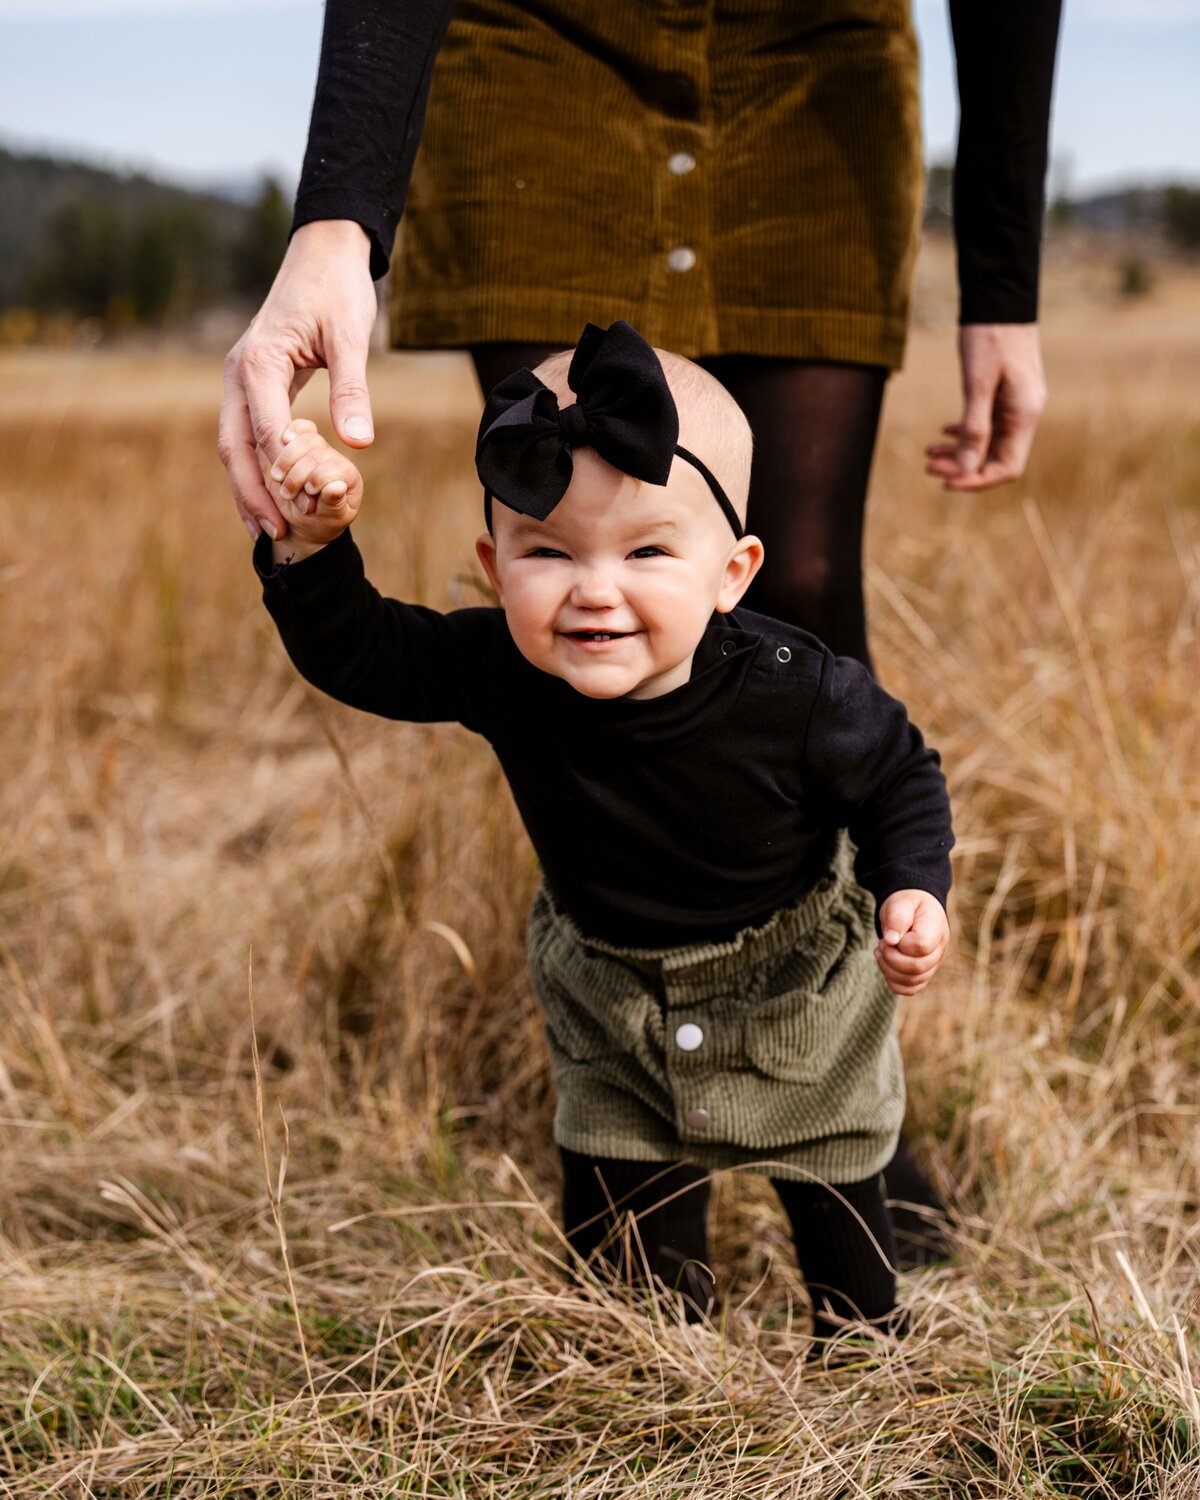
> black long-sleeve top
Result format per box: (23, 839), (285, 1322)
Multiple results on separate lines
(255, 529), (955, 948)
(291, 0), (1063, 325)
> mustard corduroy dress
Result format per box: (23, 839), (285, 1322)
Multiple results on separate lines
(390, 0), (924, 369)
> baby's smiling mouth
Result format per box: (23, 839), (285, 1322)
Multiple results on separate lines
(561, 629), (635, 643)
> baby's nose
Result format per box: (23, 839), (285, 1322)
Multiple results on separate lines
(571, 566), (621, 604)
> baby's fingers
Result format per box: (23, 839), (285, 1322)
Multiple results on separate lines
(302, 455), (359, 501)
(276, 450), (328, 510)
(269, 428), (326, 489)
(875, 945), (939, 977)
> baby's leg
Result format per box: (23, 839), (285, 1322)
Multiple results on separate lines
(770, 1170), (909, 1358)
(558, 1145), (715, 1324)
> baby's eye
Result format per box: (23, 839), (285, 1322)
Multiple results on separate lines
(526, 546), (568, 559)
(629, 545), (667, 559)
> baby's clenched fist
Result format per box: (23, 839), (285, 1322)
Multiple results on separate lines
(874, 889), (950, 996)
(256, 418), (363, 557)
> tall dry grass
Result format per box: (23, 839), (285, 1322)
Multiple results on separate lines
(1, 257), (1199, 1495)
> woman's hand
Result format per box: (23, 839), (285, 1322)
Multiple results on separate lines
(218, 219), (378, 543)
(256, 418), (364, 563)
(925, 323), (1047, 491)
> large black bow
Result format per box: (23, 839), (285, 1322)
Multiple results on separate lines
(475, 320), (680, 521)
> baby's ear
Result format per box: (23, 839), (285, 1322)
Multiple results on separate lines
(475, 532), (502, 601)
(714, 535), (765, 613)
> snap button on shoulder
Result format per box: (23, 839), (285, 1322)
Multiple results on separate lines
(775, 645), (792, 663)
(674, 1022), (704, 1051)
(668, 151), (696, 175)
(684, 1107), (711, 1130)
(721, 639), (736, 655)
(667, 246), (696, 273)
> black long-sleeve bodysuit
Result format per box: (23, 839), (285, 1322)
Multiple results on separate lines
(255, 529), (954, 949)
(290, 0), (1063, 324)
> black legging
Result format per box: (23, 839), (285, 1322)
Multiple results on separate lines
(470, 343), (951, 1264)
(559, 1145), (904, 1348)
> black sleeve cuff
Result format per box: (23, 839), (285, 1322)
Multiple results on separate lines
(864, 864), (953, 938)
(253, 526), (359, 598)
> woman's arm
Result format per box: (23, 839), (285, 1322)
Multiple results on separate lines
(926, 0), (1063, 491)
(949, 0), (1063, 326)
(219, 1), (458, 544)
(291, 0), (459, 281)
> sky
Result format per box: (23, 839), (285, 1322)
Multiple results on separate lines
(1, 0), (1199, 200)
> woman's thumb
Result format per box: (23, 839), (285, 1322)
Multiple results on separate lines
(328, 337), (375, 447)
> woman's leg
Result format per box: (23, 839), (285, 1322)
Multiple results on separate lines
(696, 355), (887, 670)
(559, 1144), (716, 1323)
(771, 1170), (909, 1357)
(470, 342), (569, 403)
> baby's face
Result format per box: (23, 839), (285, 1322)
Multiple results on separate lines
(476, 451), (763, 700)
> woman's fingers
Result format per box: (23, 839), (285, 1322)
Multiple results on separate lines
(218, 365), (287, 541)
(923, 324), (1046, 492)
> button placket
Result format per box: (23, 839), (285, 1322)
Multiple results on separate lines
(663, 965), (718, 1141)
(648, 81), (716, 348)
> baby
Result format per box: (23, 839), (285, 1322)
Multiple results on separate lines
(253, 320), (953, 1358)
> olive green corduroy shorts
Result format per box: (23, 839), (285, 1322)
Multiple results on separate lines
(526, 830), (905, 1184)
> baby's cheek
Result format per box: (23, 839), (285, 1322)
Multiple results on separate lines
(502, 597), (555, 667)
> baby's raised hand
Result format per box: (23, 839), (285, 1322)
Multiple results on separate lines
(257, 418), (363, 553)
(874, 890), (949, 996)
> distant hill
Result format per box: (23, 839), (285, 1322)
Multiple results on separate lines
(924, 163), (1200, 249)
(0, 143), (290, 327)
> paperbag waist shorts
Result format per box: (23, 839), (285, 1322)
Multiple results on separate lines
(526, 829), (905, 1184)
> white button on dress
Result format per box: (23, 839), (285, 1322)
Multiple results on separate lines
(684, 1107), (711, 1130)
(675, 1022), (704, 1051)
(667, 246), (696, 273)
(668, 151), (697, 175)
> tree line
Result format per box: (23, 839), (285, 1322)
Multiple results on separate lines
(0, 146), (293, 336)
(21, 178), (290, 331)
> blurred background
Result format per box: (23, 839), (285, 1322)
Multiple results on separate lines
(3, 3), (1200, 1494)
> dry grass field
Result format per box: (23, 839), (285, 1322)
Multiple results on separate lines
(2, 243), (1200, 1495)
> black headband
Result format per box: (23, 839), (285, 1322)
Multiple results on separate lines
(474, 319), (743, 539)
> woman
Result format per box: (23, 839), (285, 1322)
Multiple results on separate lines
(219, 0), (1062, 1281)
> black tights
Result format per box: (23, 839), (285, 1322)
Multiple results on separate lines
(559, 1146), (905, 1349)
(471, 343), (951, 1265)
